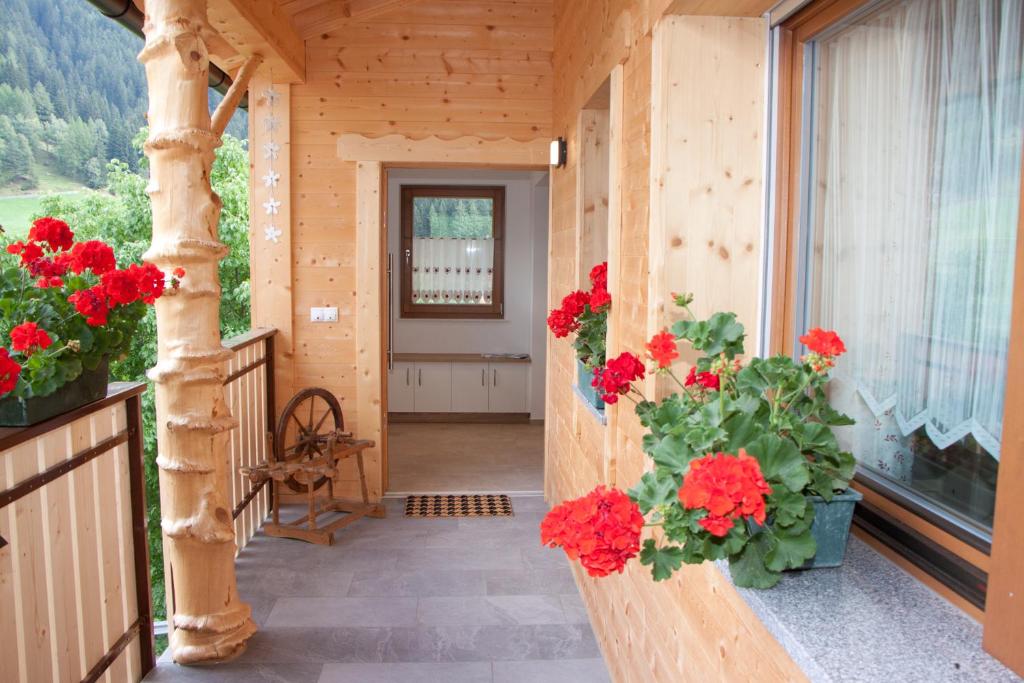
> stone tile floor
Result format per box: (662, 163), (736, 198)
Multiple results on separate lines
(145, 496), (611, 683)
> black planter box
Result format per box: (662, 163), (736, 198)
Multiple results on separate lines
(0, 358), (110, 427)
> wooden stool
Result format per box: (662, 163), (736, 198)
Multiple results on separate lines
(241, 388), (385, 545)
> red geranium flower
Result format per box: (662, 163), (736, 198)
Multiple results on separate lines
(172, 267), (186, 279)
(646, 329), (679, 369)
(70, 240), (117, 275)
(589, 287), (611, 312)
(540, 485), (643, 577)
(129, 262), (166, 304)
(684, 366), (720, 391)
(10, 322), (53, 356)
(35, 276), (64, 289)
(799, 328), (846, 358)
(547, 308), (579, 338)
(678, 449), (772, 537)
(28, 217), (74, 252)
(7, 240), (45, 267)
(560, 290), (591, 318)
(100, 268), (141, 306)
(69, 286), (110, 326)
(592, 352), (645, 404)
(0, 348), (21, 396)
(589, 262), (607, 291)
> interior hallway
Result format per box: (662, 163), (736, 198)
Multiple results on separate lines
(387, 423), (544, 493)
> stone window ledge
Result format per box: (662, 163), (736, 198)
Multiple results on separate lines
(717, 536), (1015, 681)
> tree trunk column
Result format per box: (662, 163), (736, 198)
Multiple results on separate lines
(139, 0), (256, 664)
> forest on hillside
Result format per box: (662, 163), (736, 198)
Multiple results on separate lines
(0, 0), (246, 190)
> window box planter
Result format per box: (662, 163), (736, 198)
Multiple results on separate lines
(0, 357), (109, 427)
(577, 359), (605, 411)
(801, 488), (863, 569)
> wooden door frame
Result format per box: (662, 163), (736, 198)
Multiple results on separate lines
(772, 0), (1024, 672)
(341, 134), (548, 495)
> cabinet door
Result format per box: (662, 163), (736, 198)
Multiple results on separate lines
(413, 362), (453, 412)
(488, 363), (529, 413)
(388, 362), (415, 412)
(452, 363), (490, 413)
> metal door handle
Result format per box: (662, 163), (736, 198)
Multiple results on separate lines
(481, 368), (485, 386)
(406, 367), (410, 385)
(493, 369), (497, 387)
(418, 369), (422, 386)
(387, 254), (394, 371)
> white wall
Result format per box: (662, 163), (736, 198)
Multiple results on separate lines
(387, 168), (549, 419)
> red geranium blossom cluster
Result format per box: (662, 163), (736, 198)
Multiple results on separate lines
(68, 263), (169, 327)
(546, 262), (611, 338)
(799, 327), (846, 373)
(678, 449), (772, 537)
(10, 323), (52, 356)
(540, 485), (644, 577)
(0, 349), (21, 395)
(684, 366), (720, 391)
(646, 329), (679, 369)
(591, 352), (645, 404)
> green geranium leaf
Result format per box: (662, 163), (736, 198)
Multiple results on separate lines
(651, 434), (695, 474)
(765, 528), (816, 572)
(793, 422), (838, 454)
(684, 425), (727, 454)
(640, 539), (685, 581)
(728, 530), (780, 589)
(770, 490), (809, 527)
(722, 412), (763, 453)
(746, 434), (810, 493)
(703, 524), (748, 560)
(630, 470), (679, 514)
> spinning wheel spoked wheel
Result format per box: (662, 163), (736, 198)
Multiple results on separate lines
(274, 387), (345, 492)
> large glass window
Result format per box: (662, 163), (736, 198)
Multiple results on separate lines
(399, 185), (505, 319)
(801, 0), (1024, 531)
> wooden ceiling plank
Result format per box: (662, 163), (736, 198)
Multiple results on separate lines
(207, 0), (306, 82)
(293, 0), (423, 38)
(666, 0), (776, 16)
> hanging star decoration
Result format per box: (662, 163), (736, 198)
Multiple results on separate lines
(262, 142), (280, 161)
(264, 87), (280, 105)
(263, 197), (282, 215)
(264, 224), (283, 243)
(262, 170), (280, 188)
(263, 115), (279, 133)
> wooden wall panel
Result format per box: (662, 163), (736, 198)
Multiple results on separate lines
(282, 0), (553, 501)
(546, 2), (806, 682)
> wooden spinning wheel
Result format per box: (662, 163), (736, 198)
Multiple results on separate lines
(274, 387), (345, 492)
(240, 386), (385, 545)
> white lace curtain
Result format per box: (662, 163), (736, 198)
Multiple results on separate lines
(411, 237), (494, 305)
(812, 0), (1023, 464)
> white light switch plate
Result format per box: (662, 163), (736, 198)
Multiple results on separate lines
(310, 306), (338, 323)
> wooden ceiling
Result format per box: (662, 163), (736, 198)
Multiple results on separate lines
(278, 0), (425, 37)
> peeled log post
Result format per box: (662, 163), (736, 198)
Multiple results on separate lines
(139, 0), (256, 663)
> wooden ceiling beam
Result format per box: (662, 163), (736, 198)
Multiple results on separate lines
(291, 0), (421, 38)
(206, 0), (306, 82)
(665, 0), (776, 16)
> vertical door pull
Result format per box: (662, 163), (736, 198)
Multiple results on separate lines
(406, 367), (410, 385)
(418, 369), (422, 386)
(493, 369), (497, 387)
(481, 368), (485, 386)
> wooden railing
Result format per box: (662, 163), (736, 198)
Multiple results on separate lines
(0, 382), (155, 683)
(223, 328), (276, 553)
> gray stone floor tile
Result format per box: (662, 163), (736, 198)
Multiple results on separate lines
(348, 569), (487, 597)
(318, 662), (492, 683)
(483, 568), (578, 596)
(417, 595), (568, 626)
(558, 593), (590, 624)
(394, 545), (525, 572)
(266, 597), (418, 628)
(493, 658), (611, 683)
(145, 663), (323, 682)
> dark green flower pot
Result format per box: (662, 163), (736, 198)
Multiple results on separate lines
(577, 359), (605, 410)
(0, 358), (110, 427)
(800, 488), (863, 569)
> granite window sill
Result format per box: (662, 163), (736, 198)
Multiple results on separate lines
(572, 385), (607, 426)
(717, 536), (1017, 682)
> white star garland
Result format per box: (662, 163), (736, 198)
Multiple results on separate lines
(263, 197), (281, 215)
(262, 86), (282, 245)
(264, 224), (282, 243)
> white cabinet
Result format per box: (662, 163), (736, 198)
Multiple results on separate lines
(389, 362), (415, 412)
(488, 363), (529, 413)
(388, 358), (529, 414)
(413, 362), (452, 412)
(452, 362), (490, 413)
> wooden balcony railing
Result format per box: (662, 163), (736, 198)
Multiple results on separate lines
(223, 328), (276, 553)
(0, 382), (155, 683)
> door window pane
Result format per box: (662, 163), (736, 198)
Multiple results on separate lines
(803, 0), (1024, 529)
(411, 196), (495, 305)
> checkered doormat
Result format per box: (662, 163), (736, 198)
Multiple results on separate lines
(404, 494), (514, 518)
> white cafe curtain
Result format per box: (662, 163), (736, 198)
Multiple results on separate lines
(412, 237), (494, 305)
(812, 0), (1023, 470)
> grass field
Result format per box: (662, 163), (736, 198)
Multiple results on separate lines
(0, 163), (89, 238)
